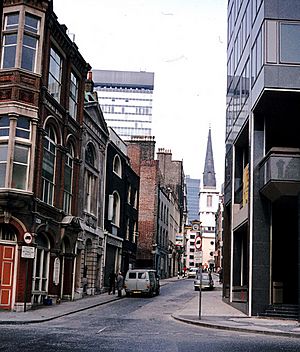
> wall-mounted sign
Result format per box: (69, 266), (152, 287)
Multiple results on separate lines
(21, 246), (35, 259)
(53, 257), (60, 285)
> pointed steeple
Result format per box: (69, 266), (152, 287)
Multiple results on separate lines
(203, 128), (216, 188)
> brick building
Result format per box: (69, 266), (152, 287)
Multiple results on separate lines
(0, 0), (90, 310)
(127, 137), (185, 278)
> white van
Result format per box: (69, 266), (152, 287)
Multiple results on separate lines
(124, 269), (160, 297)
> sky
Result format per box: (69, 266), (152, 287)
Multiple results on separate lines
(54, 0), (227, 190)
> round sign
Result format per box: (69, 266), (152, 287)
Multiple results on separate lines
(23, 232), (33, 244)
(195, 235), (202, 250)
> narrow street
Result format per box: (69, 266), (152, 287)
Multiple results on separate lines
(0, 279), (299, 351)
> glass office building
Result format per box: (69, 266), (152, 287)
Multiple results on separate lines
(224, 0), (300, 319)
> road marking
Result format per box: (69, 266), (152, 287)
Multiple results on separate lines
(97, 327), (107, 333)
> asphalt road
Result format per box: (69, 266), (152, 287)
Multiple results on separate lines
(0, 279), (299, 351)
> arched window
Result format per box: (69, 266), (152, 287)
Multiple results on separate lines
(32, 233), (50, 304)
(85, 143), (95, 167)
(0, 224), (17, 241)
(42, 125), (56, 205)
(112, 191), (120, 226)
(63, 143), (74, 214)
(84, 143), (97, 215)
(113, 155), (121, 177)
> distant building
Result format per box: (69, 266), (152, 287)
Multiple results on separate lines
(127, 139), (184, 278)
(92, 69), (154, 140)
(185, 176), (200, 224)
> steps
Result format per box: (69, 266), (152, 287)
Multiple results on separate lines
(260, 304), (299, 320)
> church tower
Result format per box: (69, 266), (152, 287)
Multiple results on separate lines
(199, 128), (219, 271)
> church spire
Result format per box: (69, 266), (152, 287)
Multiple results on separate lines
(203, 128), (216, 188)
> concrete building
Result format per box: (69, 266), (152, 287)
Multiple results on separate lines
(75, 78), (109, 297)
(92, 69), (154, 140)
(199, 129), (219, 272)
(224, 0), (300, 319)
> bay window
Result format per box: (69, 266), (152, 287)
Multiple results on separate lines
(0, 115), (31, 190)
(1, 12), (40, 72)
(12, 144), (29, 189)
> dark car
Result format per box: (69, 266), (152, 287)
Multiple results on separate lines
(194, 271), (214, 291)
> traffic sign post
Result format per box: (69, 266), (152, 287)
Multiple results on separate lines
(194, 233), (203, 320)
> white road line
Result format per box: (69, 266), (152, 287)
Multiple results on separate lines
(97, 327), (107, 333)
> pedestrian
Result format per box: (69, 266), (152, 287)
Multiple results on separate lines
(117, 271), (124, 297)
(108, 271), (116, 295)
(218, 267), (223, 284)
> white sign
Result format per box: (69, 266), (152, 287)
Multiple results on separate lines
(21, 246), (35, 259)
(194, 251), (203, 263)
(53, 257), (60, 285)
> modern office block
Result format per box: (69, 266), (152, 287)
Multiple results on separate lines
(185, 175), (200, 224)
(92, 69), (154, 140)
(224, 0), (300, 319)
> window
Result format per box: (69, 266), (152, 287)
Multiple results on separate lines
(251, 28), (263, 84)
(0, 115), (31, 190)
(32, 233), (50, 304)
(63, 144), (74, 214)
(113, 155), (122, 177)
(127, 184), (131, 204)
(0, 144), (8, 187)
(48, 48), (62, 102)
(85, 143), (95, 167)
(12, 144), (29, 189)
(133, 222), (138, 243)
(112, 191), (120, 226)
(1, 13), (19, 68)
(42, 125), (56, 205)
(126, 219), (130, 240)
(1, 12), (40, 72)
(85, 171), (96, 214)
(69, 72), (78, 119)
(0, 116), (9, 137)
(207, 195), (212, 207)
(21, 14), (39, 71)
(280, 23), (300, 63)
(16, 116), (30, 139)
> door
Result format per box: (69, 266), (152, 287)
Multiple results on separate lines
(0, 245), (15, 310)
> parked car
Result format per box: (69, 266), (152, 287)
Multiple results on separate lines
(194, 271), (214, 291)
(124, 269), (160, 297)
(187, 267), (198, 278)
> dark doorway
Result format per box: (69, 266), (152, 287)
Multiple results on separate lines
(272, 196), (298, 304)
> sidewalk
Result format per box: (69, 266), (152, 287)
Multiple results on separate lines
(1, 276), (300, 338)
(172, 277), (300, 338)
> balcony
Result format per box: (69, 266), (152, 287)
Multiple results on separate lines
(259, 148), (300, 201)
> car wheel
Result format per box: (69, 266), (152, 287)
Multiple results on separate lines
(126, 292), (130, 297)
